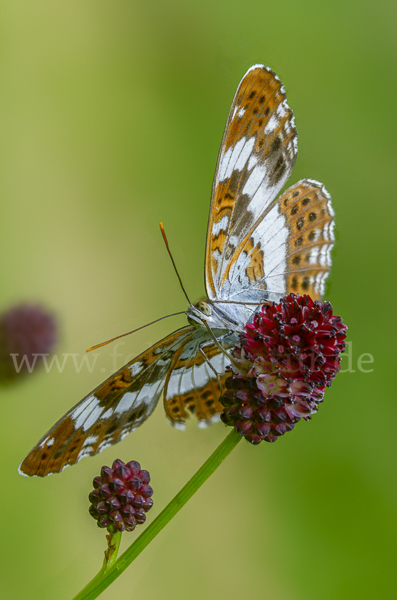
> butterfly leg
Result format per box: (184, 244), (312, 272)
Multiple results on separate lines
(214, 331), (236, 343)
(201, 321), (243, 375)
(198, 343), (222, 384)
(197, 337), (233, 392)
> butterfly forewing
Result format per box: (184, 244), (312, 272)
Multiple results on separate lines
(206, 64), (298, 301)
(19, 327), (196, 477)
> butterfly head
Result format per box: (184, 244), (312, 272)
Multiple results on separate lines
(187, 298), (240, 334)
(187, 299), (212, 326)
(195, 300), (212, 316)
(186, 298), (219, 326)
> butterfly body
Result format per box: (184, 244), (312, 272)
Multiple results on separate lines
(19, 64), (335, 477)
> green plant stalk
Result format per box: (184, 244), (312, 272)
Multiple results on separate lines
(72, 428), (242, 600)
(102, 530), (122, 571)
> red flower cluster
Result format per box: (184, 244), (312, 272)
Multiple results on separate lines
(89, 460), (153, 533)
(220, 294), (347, 444)
(0, 304), (56, 382)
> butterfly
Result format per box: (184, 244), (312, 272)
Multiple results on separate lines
(19, 64), (335, 477)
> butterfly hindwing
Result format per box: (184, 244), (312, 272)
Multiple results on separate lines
(206, 64), (298, 301)
(217, 179), (334, 304)
(19, 326), (196, 476)
(164, 331), (234, 425)
(277, 179), (334, 300)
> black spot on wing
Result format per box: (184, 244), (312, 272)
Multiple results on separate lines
(271, 137), (282, 153)
(271, 156), (286, 185)
(295, 236), (303, 247)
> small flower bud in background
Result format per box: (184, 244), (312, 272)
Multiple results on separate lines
(220, 294), (347, 444)
(89, 460), (154, 533)
(0, 303), (57, 383)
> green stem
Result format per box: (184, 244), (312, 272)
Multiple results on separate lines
(102, 530), (122, 571)
(72, 428), (242, 600)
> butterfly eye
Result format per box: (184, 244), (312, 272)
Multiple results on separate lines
(196, 301), (212, 316)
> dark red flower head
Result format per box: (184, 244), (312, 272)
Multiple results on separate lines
(244, 294), (347, 386)
(89, 459), (154, 533)
(220, 294), (347, 445)
(0, 304), (56, 382)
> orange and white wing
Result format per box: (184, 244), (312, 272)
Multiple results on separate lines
(206, 64), (298, 303)
(19, 326), (196, 477)
(266, 179), (334, 300)
(163, 331), (234, 426)
(205, 65), (334, 306)
(222, 179), (335, 303)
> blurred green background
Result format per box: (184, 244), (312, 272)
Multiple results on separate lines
(1, 1), (396, 599)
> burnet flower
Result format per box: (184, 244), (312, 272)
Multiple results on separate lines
(220, 294), (347, 444)
(0, 303), (56, 382)
(89, 460), (154, 533)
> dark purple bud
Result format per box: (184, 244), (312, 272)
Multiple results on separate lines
(119, 488), (135, 504)
(100, 466), (113, 483)
(89, 489), (100, 504)
(143, 498), (154, 511)
(96, 501), (108, 515)
(139, 470), (151, 484)
(93, 476), (102, 489)
(89, 459), (154, 533)
(127, 475), (142, 493)
(99, 484), (112, 499)
(122, 504), (135, 517)
(135, 509), (146, 524)
(126, 461), (141, 475)
(140, 484), (153, 497)
(107, 496), (121, 510)
(124, 516), (137, 531)
(110, 510), (123, 524)
(132, 494), (145, 509)
(97, 516), (111, 528)
(109, 478), (125, 494)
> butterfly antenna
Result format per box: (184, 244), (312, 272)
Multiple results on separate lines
(160, 222), (192, 306)
(86, 311), (186, 352)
